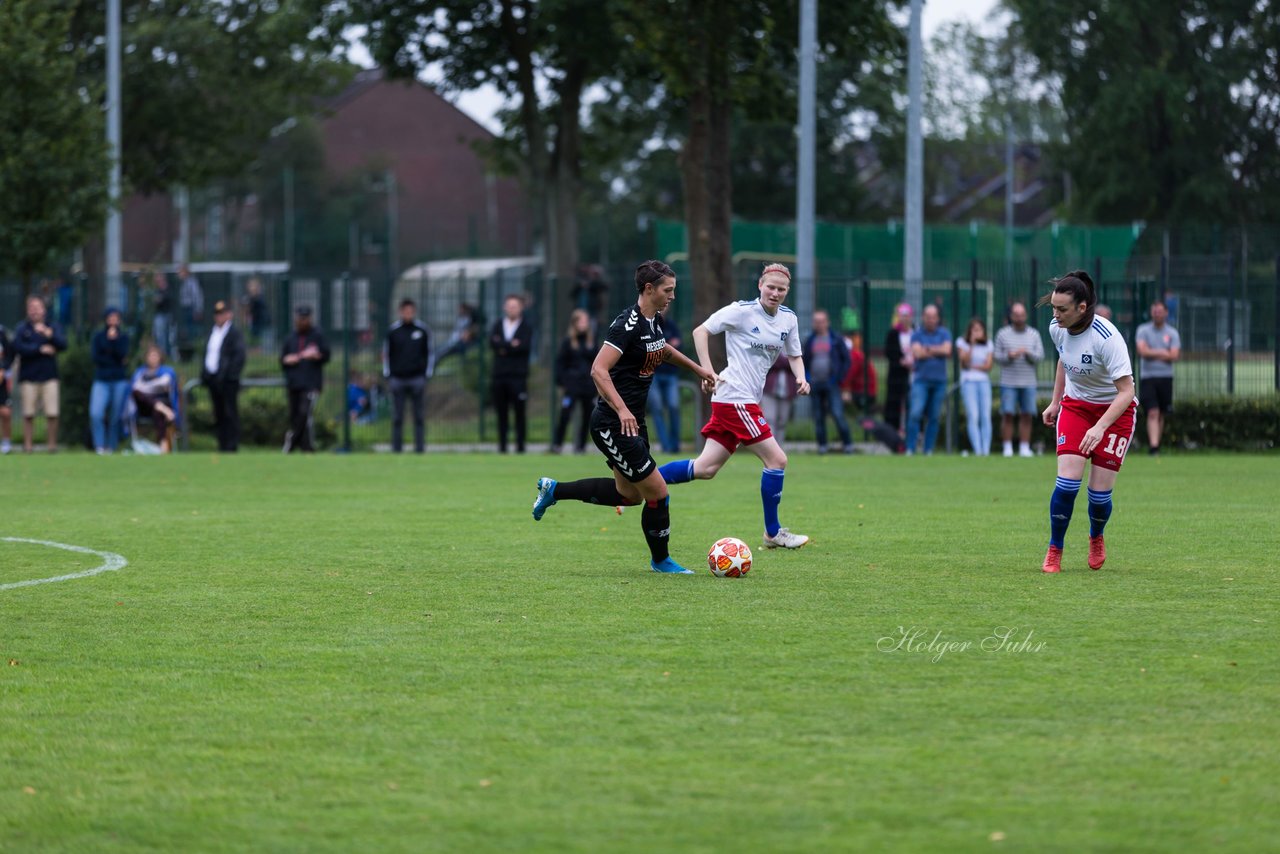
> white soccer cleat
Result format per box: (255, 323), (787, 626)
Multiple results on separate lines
(762, 527), (810, 549)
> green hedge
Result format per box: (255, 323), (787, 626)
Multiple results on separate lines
(1160, 397), (1280, 451)
(186, 386), (339, 450)
(955, 395), (1279, 453)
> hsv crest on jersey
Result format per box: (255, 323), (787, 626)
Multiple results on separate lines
(1081, 354), (1093, 364)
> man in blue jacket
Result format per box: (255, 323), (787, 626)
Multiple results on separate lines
(13, 296), (67, 453)
(802, 309), (854, 454)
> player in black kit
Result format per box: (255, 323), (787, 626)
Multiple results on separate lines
(532, 260), (717, 574)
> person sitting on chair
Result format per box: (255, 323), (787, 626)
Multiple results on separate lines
(129, 344), (181, 453)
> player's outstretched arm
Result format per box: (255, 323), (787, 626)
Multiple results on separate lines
(689, 325), (720, 392)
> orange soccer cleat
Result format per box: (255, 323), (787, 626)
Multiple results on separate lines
(1088, 535), (1106, 570)
(1042, 545), (1063, 574)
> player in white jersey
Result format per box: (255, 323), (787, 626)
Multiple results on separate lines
(658, 263), (813, 549)
(1038, 270), (1136, 574)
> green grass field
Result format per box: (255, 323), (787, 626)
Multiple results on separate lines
(2, 452), (1277, 852)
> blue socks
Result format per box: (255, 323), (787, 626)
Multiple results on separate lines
(1049, 476), (1081, 548)
(1088, 488), (1113, 537)
(659, 459), (695, 485)
(761, 468), (785, 537)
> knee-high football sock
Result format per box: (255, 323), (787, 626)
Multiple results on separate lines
(1087, 488), (1113, 537)
(658, 459), (694, 485)
(554, 478), (633, 506)
(641, 496), (672, 562)
(1049, 476), (1081, 548)
(761, 468), (785, 537)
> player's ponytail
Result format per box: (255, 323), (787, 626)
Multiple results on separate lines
(635, 260), (675, 294)
(1038, 270), (1098, 314)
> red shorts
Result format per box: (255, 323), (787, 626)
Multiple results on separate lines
(1055, 396), (1137, 471)
(701, 402), (773, 452)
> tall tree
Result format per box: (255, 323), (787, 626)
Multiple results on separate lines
(68, 0), (347, 195)
(617, 0), (903, 322)
(1006, 0), (1280, 223)
(0, 1), (111, 292)
(354, 0), (626, 283)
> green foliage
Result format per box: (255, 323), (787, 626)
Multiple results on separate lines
(185, 385), (337, 449)
(1006, 0), (1280, 222)
(55, 341), (94, 449)
(1, 454), (1278, 848)
(68, 0), (348, 194)
(0, 1), (110, 285)
(1161, 396), (1280, 452)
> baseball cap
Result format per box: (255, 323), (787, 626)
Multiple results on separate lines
(295, 305), (313, 317)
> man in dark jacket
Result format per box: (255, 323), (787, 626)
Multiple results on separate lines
(280, 305), (331, 453)
(802, 309), (854, 454)
(489, 294), (533, 453)
(202, 300), (246, 452)
(383, 298), (431, 453)
(13, 295), (68, 453)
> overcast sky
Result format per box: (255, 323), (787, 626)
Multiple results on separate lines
(354, 0), (999, 135)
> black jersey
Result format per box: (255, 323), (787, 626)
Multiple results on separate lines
(594, 303), (666, 423)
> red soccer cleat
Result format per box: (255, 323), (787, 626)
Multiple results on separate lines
(1088, 535), (1106, 570)
(1042, 545), (1063, 574)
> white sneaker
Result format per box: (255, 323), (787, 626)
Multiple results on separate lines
(763, 528), (810, 549)
(1002, 442), (1013, 457)
(1019, 446), (1034, 458)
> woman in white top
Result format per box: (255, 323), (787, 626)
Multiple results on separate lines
(956, 318), (994, 456)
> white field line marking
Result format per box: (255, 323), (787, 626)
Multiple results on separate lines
(0, 538), (128, 591)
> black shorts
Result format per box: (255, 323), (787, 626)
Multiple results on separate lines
(1139, 376), (1174, 413)
(0, 377), (8, 408)
(590, 408), (656, 483)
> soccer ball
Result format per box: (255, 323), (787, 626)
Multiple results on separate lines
(707, 537), (753, 577)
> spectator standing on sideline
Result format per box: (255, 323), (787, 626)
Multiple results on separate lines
(994, 301), (1045, 457)
(762, 353), (798, 443)
(1135, 300), (1181, 456)
(489, 294), (533, 453)
(0, 323), (13, 454)
(803, 309), (854, 454)
(280, 306), (331, 453)
(129, 344), (181, 453)
(241, 277), (272, 352)
(1095, 304), (1113, 321)
(883, 303), (915, 433)
(841, 329), (878, 415)
(647, 303), (682, 453)
(178, 264), (204, 359)
(150, 270), (175, 357)
(13, 295), (67, 453)
(383, 298), (431, 453)
(552, 309), (598, 454)
(435, 303), (481, 364)
(89, 307), (131, 454)
(905, 304), (952, 455)
(202, 300), (245, 452)
(956, 318), (994, 456)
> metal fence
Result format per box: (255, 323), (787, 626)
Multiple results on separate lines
(1, 252), (1276, 451)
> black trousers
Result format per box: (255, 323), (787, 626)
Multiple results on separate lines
(285, 388), (318, 452)
(884, 375), (910, 432)
(390, 375), (426, 453)
(491, 375), (528, 453)
(553, 392), (595, 451)
(204, 377), (240, 452)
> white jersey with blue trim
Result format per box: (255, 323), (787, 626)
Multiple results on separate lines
(1048, 314), (1132, 404)
(701, 299), (802, 404)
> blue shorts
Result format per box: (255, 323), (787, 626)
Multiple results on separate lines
(1000, 386), (1038, 415)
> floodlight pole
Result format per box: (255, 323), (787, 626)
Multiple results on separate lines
(903, 0), (924, 311)
(105, 0), (123, 308)
(795, 0), (817, 330)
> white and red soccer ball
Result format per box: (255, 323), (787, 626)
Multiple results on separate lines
(707, 537), (752, 578)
